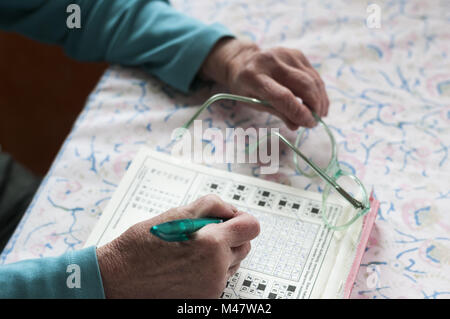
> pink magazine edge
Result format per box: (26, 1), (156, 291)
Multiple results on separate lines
(343, 195), (379, 298)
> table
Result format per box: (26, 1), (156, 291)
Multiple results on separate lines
(2, 0), (449, 299)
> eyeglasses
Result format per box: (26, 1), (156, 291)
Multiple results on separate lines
(177, 93), (370, 230)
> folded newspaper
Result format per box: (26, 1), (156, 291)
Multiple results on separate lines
(85, 147), (379, 299)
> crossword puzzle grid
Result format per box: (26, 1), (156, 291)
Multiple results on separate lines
(224, 271), (299, 299)
(194, 176), (322, 299)
(128, 170), (323, 298)
(130, 166), (188, 215)
(241, 210), (319, 281)
(196, 177), (321, 280)
(130, 172), (322, 279)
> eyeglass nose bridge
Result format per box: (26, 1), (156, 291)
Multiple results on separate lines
(325, 159), (342, 179)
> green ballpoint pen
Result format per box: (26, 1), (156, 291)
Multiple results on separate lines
(150, 218), (223, 242)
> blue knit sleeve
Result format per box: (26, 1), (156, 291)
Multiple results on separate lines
(0, 246), (105, 298)
(0, 0), (233, 92)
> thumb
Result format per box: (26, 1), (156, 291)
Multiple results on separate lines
(199, 211), (260, 247)
(184, 194), (238, 219)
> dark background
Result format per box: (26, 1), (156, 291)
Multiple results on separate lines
(0, 31), (108, 176)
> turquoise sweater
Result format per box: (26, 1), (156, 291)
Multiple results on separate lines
(0, 0), (232, 298)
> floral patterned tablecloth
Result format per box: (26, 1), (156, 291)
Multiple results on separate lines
(2, 0), (449, 298)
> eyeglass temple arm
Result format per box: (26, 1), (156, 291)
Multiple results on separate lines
(181, 93), (366, 210)
(182, 93), (272, 130)
(273, 132), (365, 210)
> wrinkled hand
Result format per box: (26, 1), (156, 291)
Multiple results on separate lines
(201, 38), (329, 130)
(96, 194), (260, 298)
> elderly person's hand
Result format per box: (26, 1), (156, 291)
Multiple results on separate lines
(96, 195), (260, 298)
(201, 38), (329, 130)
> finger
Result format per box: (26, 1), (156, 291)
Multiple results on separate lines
(319, 78), (330, 117)
(242, 100), (299, 130)
(216, 211), (260, 247)
(256, 75), (316, 128)
(294, 50), (313, 68)
(142, 195), (238, 232)
(227, 263), (241, 278)
(277, 49), (328, 117)
(269, 47), (310, 70)
(230, 242), (251, 267)
(307, 67), (329, 117)
(303, 68), (327, 117)
(274, 65), (324, 117)
(185, 194), (238, 219)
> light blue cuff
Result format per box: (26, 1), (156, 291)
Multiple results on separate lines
(143, 22), (234, 93)
(0, 246), (105, 299)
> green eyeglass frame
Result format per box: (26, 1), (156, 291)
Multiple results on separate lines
(177, 93), (370, 230)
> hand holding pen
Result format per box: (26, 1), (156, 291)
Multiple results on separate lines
(96, 194), (260, 298)
(151, 217), (224, 242)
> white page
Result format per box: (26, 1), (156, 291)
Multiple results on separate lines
(85, 147), (363, 299)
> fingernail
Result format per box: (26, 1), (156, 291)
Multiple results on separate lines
(295, 97), (303, 104)
(229, 204), (238, 214)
